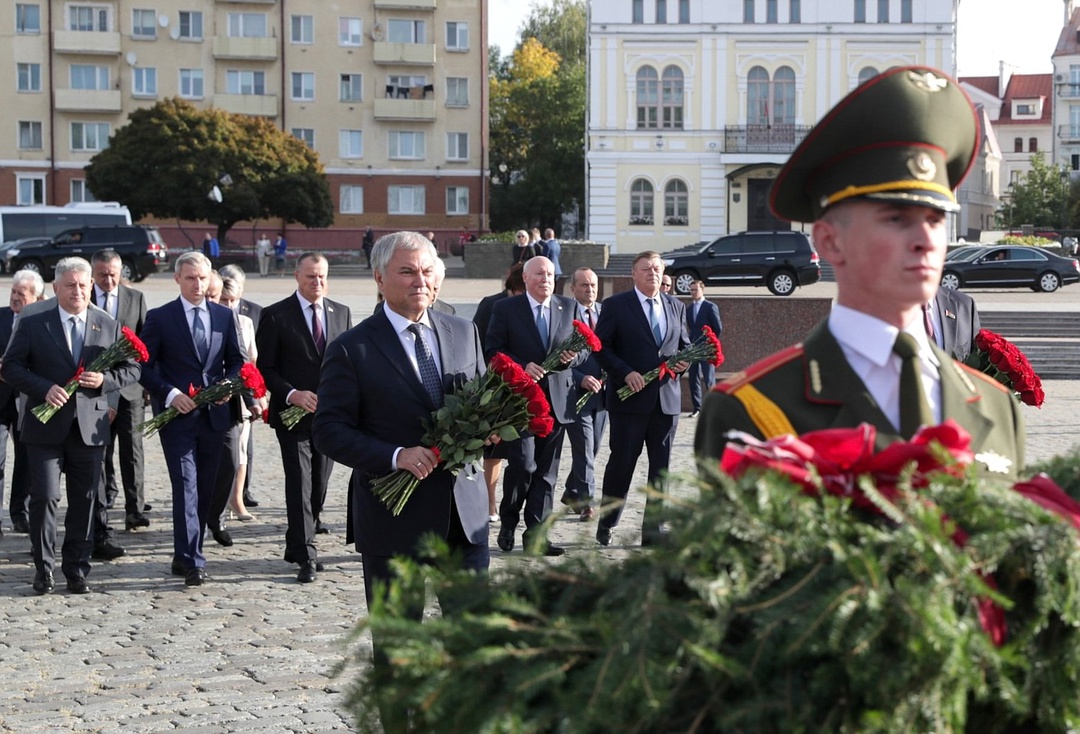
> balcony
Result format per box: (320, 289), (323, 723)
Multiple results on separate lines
(1058, 83), (1080, 99)
(723, 124), (812, 154)
(55, 89), (122, 112)
(374, 0), (436, 8)
(1059, 125), (1080, 143)
(373, 41), (436, 66)
(53, 30), (121, 55)
(214, 93), (278, 117)
(212, 36), (278, 60)
(374, 99), (436, 121)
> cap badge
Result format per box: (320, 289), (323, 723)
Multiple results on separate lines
(907, 152), (936, 182)
(909, 70), (948, 92)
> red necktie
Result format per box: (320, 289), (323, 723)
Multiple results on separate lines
(311, 303), (325, 354)
(586, 308), (594, 329)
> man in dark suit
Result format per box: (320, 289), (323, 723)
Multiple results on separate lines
(695, 66), (1024, 478)
(1, 257), (140, 594)
(0, 270), (45, 535)
(561, 267), (606, 520)
(256, 252), (352, 583)
(486, 256), (582, 556)
(312, 232), (487, 728)
(685, 279), (723, 417)
(593, 251), (690, 547)
(139, 251), (244, 587)
(929, 287), (980, 361)
(90, 250), (148, 532)
(219, 264), (262, 509)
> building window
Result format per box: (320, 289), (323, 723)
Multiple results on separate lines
(388, 19), (425, 43)
(773, 66), (795, 123)
(1014, 137), (1023, 153)
(71, 64), (109, 90)
(636, 66), (659, 128)
(389, 131), (425, 159)
(18, 121), (42, 150)
(71, 180), (97, 203)
(901, 0), (912, 22)
(632, 0), (643, 24)
(17, 63), (42, 92)
(446, 186), (469, 215)
(17, 175), (45, 205)
(389, 74), (426, 91)
(291, 72), (315, 101)
(854, 0), (866, 23)
(1016, 103), (1034, 115)
(71, 122), (109, 151)
(446, 21), (468, 50)
(447, 132), (469, 160)
(339, 17), (362, 46)
(858, 66), (879, 85)
(227, 70), (265, 95)
(292, 128), (315, 148)
(656, 0), (667, 23)
(766, 0), (778, 23)
(131, 8), (156, 38)
(446, 77), (469, 107)
(340, 74), (362, 102)
(1030, 137), (1038, 152)
(178, 10), (202, 40)
(744, 0), (754, 23)
(790, 0), (801, 22)
(661, 66), (685, 129)
(16, 4), (41, 33)
(679, 0), (690, 22)
(339, 130), (363, 158)
(340, 185), (364, 214)
(133, 67), (157, 96)
(291, 15), (313, 44)
(389, 185), (426, 215)
(179, 69), (203, 98)
(69, 5), (109, 31)
(227, 12), (267, 38)
(630, 179), (654, 225)
(664, 179), (689, 225)
(877, 0), (888, 22)
(747, 66), (795, 124)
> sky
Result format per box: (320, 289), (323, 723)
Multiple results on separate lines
(488, 1), (1066, 77)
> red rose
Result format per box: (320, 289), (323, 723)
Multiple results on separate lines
(489, 353), (515, 376)
(572, 319), (602, 352)
(239, 362), (267, 399)
(527, 398), (548, 416)
(261, 408), (270, 423)
(188, 383), (200, 398)
(121, 326), (150, 363)
(528, 414), (555, 438)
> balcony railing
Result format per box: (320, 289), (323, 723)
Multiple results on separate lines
(1058, 125), (1080, 142)
(213, 93), (278, 117)
(373, 41), (436, 65)
(374, 0), (436, 8)
(1059, 83), (1080, 99)
(212, 36), (278, 60)
(53, 30), (121, 55)
(723, 124), (811, 154)
(55, 89), (122, 112)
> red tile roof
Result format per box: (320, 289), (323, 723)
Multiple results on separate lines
(959, 73), (1052, 125)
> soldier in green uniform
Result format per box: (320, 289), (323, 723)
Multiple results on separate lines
(694, 66), (1025, 479)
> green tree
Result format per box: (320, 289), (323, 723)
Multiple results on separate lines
(85, 98), (332, 243)
(997, 152), (1071, 231)
(519, 0), (587, 68)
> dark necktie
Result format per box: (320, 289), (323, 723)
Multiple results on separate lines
(192, 306), (209, 364)
(408, 323), (443, 408)
(893, 332), (933, 440)
(585, 308), (594, 330)
(922, 303), (936, 344)
(647, 298), (662, 345)
(310, 303), (325, 354)
(536, 304), (549, 350)
(68, 316), (83, 364)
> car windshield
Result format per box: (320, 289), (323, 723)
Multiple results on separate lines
(947, 247), (987, 262)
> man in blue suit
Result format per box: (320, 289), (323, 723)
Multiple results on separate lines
(685, 279), (723, 417)
(139, 251), (244, 587)
(593, 251), (690, 547)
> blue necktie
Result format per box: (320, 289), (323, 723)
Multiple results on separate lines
(68, 316), (83, 364)
(408, 323), (443, 408)
(647, 298), (662, 345)
(192, 306), (209, 364)
(536, 304), (549, 350)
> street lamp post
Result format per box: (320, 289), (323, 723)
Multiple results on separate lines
(1061, 165), (1070, 232)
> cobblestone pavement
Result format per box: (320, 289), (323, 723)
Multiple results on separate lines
(0, 274), (1076, 731)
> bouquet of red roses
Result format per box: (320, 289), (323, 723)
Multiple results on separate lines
(137, 362), (267, 437)
(617, 325), (723, 400)
(31, 326), (149, 424)
(541, 319), (601, 372)
(964, 329), (1044, 407)
(370, 352), (554, 516)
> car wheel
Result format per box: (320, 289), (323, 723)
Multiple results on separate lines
(672, 271), (696, 296)
(1038, 271), (1061, 292)
(120, 259), (141, 282)
(16, 259), (48, 280)
(940, 271), (961, 290)
(767, 269), (796, 296)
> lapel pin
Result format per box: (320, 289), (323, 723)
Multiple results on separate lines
(944, 309), (956, 319)
(90, 323), (101, 332)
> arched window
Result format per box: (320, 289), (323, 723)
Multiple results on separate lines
(1029, 137), (1038, 152)
(747, 66), (796, 125)
(664, 180), (689, 225)
(636, 66), (659, 128)
(858, 66), (879, 85)
(1014, 137), (1023, 153)
(661, 66), (684, 129)
(630, 179), (654, 225)
(773, 66), (795, 124)
(747, 66), (769, 124)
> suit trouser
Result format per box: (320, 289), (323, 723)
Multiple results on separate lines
(160, 411), (225, 569)
(598, 409), (678, 538)
(563, 407), (608, 506)
(277, 429), (333, 563)
(208, 421), (242, 532)
(25, 425), (102, 581)
(5, 419), (31, 525)
(499, 425), (566, 538)
(687, 362), (716, 412)
(102, 395), (145, 516)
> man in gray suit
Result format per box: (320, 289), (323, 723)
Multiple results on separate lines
(1, 257), (140, 594)
(929, 288), (980, 362)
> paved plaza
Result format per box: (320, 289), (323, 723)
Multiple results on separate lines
(0, 272), (1077, 731)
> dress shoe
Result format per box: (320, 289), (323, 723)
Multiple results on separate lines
(125, 513), (150, 531)
(209, 527), (233, 547)
(11, 517), (30, 534)
(143, 503), (153, 512)
(66, 577), (91, 594)
(32, 572), (54, 595)
(170, 559), (188, 576)
(92, 540), (126, 561)
(596, 526), (612, 546)
(283, 551), (323, 571)
(527, 541), (566, 557)
(185, 568), (207, 587)
(315, 521), (329, 535)
(297, 561), (318, 583)
(559, 493), (583, 515)
(580, 506), (596, 521)
(496, 524), (515, 552)
(243, 493), (260, 508)
(689, 410), (700, 418)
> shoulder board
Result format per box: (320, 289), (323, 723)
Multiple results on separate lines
(714, 343), (804, 394)
(954, 360), (1011, 394)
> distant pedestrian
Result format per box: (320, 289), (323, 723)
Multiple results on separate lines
(362, 226), (375, 269)
(256, 233), (272, 277)
(274, 234), (288, 275)
(543, 228), (562, 277)
(202, 233), (220, 265)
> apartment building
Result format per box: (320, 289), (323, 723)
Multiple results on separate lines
(586, 0), (959, 252)
(2, 0), (488, 250)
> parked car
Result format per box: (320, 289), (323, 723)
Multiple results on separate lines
(0, 237), (51, 274)
(3, 225), (169, 282)
(661, 230), (821, 296)
(940, 245), (1080, 293)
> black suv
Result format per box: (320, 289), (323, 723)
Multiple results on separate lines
(662, 230), (821, 296)
(3, 225), (169, 282)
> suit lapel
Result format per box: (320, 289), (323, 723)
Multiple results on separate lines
(431, 311), (457, 384)
(45, 306), (77, 368)
(287, 296), (319, 357)
(937, 346), (993, 449)
(324, 299), (348, 340)
(935, 292), (957, 357)
(370, 311), (431, 407)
